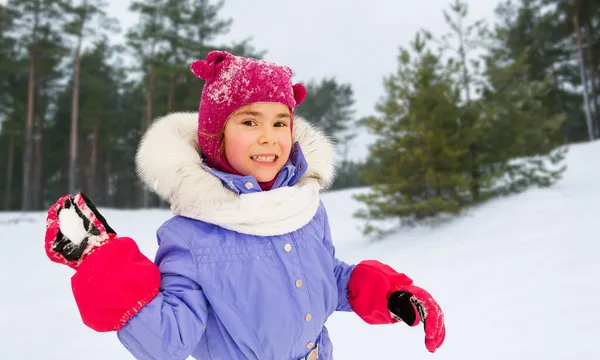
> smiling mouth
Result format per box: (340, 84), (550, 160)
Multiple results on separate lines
(250, 155), (278, 163)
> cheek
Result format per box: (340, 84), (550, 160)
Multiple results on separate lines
(278, 132), (293, 160)
(224, 134), (252, 165)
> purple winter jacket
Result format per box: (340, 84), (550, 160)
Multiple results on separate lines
(118, 112), (356, 359)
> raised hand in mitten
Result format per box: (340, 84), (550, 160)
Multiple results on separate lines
(45, 192), (116, 269)
(388, 288), (445, 353)
(44, 192), (160, 332)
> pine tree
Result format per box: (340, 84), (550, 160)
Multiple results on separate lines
(31, 26), (68, 209)
(6, 0), (66, 210)
(540, 0), (600, 140)
(296, 78), (357, 150)
(0, 3), (23, 211)
(0, 23), (19, 209)
(435, 0), (568, 200)
(0, 4), (15, 110)
(329, 160), (368, 190)
(355, 33), (470, 231)
(294, 77), (362, 191)
(163, 0), (262, 114)
(427, 0), (492, 203)
(127, 0), (167, 207)
(45, 39), (134, 207)
(495, 0), (589, 142)
(62, 0), (118, 194)
(151, 0), (248, 117)
(479, 34), (568, 196)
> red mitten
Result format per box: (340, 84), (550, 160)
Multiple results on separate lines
(45, 193), (161, 332)
(348, 260), (445, 353)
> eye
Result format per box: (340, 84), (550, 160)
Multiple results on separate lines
(242, 119), (257, 126)
(274, 121), (288, 127)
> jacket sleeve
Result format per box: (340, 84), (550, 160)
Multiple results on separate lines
(117, 225), (209, 360)
(321, 203), (355, 312)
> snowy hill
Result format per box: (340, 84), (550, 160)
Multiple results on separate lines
(1, 141), (599, 360)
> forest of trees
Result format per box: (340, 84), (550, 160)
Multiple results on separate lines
(356, 0), (600, 233)
(0, 0), (359, 211)
(1, 0), (599, 230)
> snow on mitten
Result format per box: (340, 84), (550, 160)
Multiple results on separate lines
(388, 288), (446, 353)
(45, 192), (116, 269)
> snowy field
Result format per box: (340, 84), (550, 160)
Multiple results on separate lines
(1, 141), (599, 359)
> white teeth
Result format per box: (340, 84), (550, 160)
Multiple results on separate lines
(251, 155), (276, 162)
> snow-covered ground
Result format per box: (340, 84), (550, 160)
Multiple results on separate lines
(1, 141), (599, 359)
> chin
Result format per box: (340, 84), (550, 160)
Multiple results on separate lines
(251, 167), (283, 182)
(241, 159), (286, 183)
(254, 173), (278, 182)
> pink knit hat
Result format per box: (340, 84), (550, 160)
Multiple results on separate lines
(190, 50), (307, 175)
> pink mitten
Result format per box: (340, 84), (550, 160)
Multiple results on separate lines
(348, 260), (446, 353)
(388, 286), (446, 353)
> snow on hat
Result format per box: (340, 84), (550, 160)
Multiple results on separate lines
(190, 50), (307, 171)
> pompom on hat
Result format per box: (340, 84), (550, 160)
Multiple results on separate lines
(190, 50), (307, 174)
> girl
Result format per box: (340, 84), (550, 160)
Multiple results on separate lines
(44, 50), (445, 360)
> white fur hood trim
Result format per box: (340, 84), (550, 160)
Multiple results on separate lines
(135, 112), (336, 236)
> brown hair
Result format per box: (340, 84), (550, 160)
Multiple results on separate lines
(198, 110), (238, 158)
(198, 131), (225, 158)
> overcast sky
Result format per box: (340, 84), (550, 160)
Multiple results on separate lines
(2, 0), (501, 159)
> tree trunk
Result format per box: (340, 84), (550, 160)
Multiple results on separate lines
(87, 119), (99, 200)
(167, 22), (181, 114)
(138, 111), (146, 208)
(34, 111), (44, 209)
(21, 2), (41, 211)
(457, 26), (479, 202)
(572, 0), (595, 141)
(586, 20), (600, 138)
(77, 130), (89, 195)
(161, 74), (177, 208)
(167, 75), (176, 112)
(104, 158), (111, 206)
(4, 134), (15, 210)
(33, 77), (47, 209)
(69, 32), (83, 194)
(33, 129), (41, 209)
(22, 49), (36, 211)
(552, 67), (569, 141)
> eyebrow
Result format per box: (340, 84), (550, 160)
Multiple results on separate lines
(235, 110), (291, 119)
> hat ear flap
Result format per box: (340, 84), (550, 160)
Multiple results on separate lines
(190, 50), (230, 80)
(292, 83), (306, 106)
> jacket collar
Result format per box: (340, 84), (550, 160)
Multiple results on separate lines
(135, 112), (336, 235)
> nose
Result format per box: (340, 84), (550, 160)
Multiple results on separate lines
(257, 125), (277, 145)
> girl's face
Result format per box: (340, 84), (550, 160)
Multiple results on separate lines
(223, 102), (293, 182)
